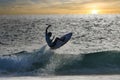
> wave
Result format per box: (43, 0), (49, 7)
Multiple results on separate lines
(0, 46), (120, 76)
(55, 51), (120, 75)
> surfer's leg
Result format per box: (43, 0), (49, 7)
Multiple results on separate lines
(50, 37), (65, 47)
(50, 39), (57, 47)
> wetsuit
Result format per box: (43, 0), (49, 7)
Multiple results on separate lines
(45, 25), (65, 48)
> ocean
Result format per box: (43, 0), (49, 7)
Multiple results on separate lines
(0, 14), (120, 79)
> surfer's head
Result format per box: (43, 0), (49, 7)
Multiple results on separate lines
(48, 32), (52, 37)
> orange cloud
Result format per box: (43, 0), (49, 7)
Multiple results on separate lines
(0, 0), (120, 14)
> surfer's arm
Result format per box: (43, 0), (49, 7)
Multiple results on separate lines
(46, 25), (51, 34)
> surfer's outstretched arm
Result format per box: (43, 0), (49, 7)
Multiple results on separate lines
(46, 25), (51, 34)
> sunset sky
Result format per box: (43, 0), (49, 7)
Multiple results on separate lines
(0, 0), (120, 14)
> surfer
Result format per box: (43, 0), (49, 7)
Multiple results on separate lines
(45, 25), (65, 48)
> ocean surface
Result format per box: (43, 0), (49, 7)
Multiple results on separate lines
(0, 15), (120, 79)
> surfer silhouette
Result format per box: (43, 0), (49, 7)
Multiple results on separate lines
(45, 25), (65, 48)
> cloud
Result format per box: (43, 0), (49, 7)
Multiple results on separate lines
(0, 0), (119, 14)
(0, 0), (93, 6)
(0, 0), (119, 10)
(0, 0), (16, 6)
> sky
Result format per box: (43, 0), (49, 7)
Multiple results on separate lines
(0, 0), (120, 14)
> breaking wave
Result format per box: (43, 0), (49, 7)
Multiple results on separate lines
(0, 45), (120, 76)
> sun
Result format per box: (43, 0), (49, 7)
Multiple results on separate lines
(91, 9), (99, 14)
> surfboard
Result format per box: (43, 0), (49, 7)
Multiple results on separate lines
(50, 32), (72, 49)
